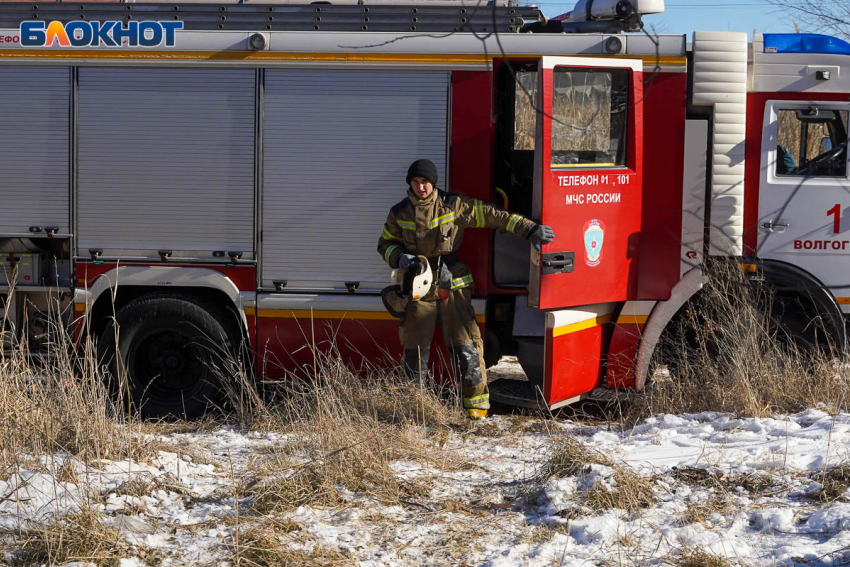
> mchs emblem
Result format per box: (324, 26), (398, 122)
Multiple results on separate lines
(584, 219), (604, 267)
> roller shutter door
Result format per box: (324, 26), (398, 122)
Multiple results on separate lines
(0, 67), (69, 235)
(261, 69), (448, 291)
(77, 68), (255, 259)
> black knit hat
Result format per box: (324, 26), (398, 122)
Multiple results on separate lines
(406, 159), (438, 187)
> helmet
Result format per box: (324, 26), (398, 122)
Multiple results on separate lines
(381, 256), (433, 318)
(390, 255), (432, 301)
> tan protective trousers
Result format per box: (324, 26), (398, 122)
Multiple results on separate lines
(399, 287), (489, 410)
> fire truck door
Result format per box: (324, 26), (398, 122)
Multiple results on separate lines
(529, 56), (644, 310)
(757, 101), (850, 291)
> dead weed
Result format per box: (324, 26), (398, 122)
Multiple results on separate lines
(13, 509), (127, 567)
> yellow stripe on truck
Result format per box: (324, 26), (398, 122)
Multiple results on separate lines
(552, 313), (613, 338)
(616, 315), (648, 325)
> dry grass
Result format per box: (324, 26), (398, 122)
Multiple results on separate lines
(681, 497), (736, 526)
(583, 467), (656, 514)
(670, 467), (778, 495)
(108, 470), (192, 501)
(0, 292), (224, 567)
(668, 467), (782, 527)
(440, 497), (489, 516)
(534, 434), (655, 514)
(808, 464), (850, 502)
(517, 523), (561, 546)
(232, 521), (353, 567)
(13, 508), (127, 567)
(0, 294), (166, 476)
(673, 548), (734, 567)
(0, 295), (471, 563)
(227, 346), (466, 514)
(636, 261), (850, 420)
(470, 414), (556, 438)
(539, 433), (614, 479)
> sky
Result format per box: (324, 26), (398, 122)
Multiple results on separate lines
(534, 0), (799, 39)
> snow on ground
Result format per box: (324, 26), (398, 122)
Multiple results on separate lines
(3, 387), (850, 565)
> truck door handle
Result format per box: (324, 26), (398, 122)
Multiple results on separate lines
(541, 251), (575, 275)
(760, 221), (789, 233)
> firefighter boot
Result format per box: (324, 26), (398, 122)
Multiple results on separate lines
(451, 343), (489, 419)
(403, 347), (431, 383)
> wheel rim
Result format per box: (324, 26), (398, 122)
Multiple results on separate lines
(126, 324), (212, 404)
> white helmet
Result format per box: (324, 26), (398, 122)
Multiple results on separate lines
(390, 255), (432, 301)
(381, 255), (434, 318)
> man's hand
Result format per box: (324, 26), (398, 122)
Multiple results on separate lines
(528, 224), (555, 248)
(399, 254), (420, 271)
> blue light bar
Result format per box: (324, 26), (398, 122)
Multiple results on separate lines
(764, 33), (850, 55)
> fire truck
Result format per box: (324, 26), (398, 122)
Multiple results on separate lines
(0, 0), (847, 417)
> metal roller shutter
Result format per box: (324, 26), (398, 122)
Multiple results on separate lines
(77, 68), (255, 259)
(0, 67), (69, 236)
(261, 69), (448, 291)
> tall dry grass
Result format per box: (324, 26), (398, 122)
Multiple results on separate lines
(216, 338), (471, 565)
(0, 292), (468, 565)
(633, 261), (850, 419)
(225, 344), (467, 515)
(0, 292), (156, 476)
(0, 289), (177, 566)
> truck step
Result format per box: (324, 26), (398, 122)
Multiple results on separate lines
(489, 377), (635, 410)
(488, 377), (545, 410)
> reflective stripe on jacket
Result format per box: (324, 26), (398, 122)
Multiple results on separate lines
(377, 189), (537, 291)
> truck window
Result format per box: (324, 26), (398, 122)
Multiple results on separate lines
(776, 108), (848, 178)
(514, 70), (537, 151)
(551, 68), (629, 168)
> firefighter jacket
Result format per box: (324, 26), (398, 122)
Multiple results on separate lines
(377, 189), (538, 292)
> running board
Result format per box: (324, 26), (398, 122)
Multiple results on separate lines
(489, 378), (630, 410)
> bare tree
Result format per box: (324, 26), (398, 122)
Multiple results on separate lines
(767, 0), (850, 39)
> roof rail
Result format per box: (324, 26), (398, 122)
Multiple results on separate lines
(0, 1), (543, 32)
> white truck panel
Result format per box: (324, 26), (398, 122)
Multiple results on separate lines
(0, 67), (69, 236)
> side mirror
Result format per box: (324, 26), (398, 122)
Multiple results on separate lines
(819, 136), (834, 155)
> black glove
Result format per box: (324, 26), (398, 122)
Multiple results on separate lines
(528, 224), (555, 246)
(398, 254), (420, 271)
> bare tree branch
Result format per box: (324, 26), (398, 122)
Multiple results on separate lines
(766, 0), (850, 39)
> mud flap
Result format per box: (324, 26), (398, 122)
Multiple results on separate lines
(542, 303), (616, 407)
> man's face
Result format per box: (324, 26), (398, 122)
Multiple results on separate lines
(410, 176), (434, 199)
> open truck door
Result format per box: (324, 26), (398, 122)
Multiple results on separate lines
(523, 56), (644, 408)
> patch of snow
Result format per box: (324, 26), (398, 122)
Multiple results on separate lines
(4, 405), (850, 566)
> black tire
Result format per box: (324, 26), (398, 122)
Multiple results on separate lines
(98, 293), (241, 419)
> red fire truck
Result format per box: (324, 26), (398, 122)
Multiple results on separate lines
(0, 0), (846, 417)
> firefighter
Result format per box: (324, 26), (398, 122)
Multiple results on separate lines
(377, 159), (555, 419)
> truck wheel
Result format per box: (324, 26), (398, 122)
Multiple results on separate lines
(98, 293), (240, 419)
(657, 283), (842, 379)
